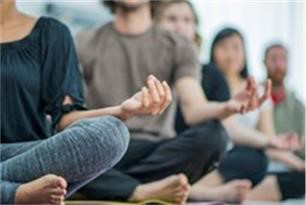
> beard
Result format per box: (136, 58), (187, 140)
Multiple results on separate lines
(268, 71), (286, 87)
(116, 1), (148, 13)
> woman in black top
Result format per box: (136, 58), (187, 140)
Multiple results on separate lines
(1, 1), (172, 204)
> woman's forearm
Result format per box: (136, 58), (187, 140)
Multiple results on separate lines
(266, 149), (305, 171)
(223, 117), (269, 148)
(57, 105), (128, 131)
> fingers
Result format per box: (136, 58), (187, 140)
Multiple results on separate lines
(286, 133), (303, 150)
(247, 76), (259, 110)
(258, 79), (272, 105)
(145, 75), (172, 115)
(147, 75), (161, 114)
(141, 87), (150, 108)
(158, 81), (172, 114)
(246, 76), (257, 94)
(227, 100), (246, 115)
(153, 76), (166, 114)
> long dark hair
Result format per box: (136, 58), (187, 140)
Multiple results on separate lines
(210, 27), (249, 78)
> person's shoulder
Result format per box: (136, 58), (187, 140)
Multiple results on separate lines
(202, 63), (217, 71)
(202, 63), (224, 77)
(152, 26), (193, 48)
(286, 89), (305, 108)
(35, 16), (74, 47)
(38, 16), (71, 33)
(76, 22), (112, 48)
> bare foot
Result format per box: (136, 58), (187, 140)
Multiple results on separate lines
(190, 179), (252, 204)
(129, 174), (190, 204)
(217, 180), (252, 203)
(14, 174), (67, 205)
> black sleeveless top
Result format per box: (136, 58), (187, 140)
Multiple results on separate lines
(1, 17), (86, 143)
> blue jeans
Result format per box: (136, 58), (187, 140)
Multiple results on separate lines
(1, 116), (129, 204)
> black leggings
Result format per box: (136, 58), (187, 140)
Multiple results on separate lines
(218, 146), (305, 200)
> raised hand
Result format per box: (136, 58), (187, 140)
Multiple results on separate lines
(120, 75), (172, 119)
(225, 76), (272, 115)
(266, 132), (304, 152)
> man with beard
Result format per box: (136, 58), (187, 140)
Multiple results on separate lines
(76, 0), (270, 203)
(264, 43), (305, 159)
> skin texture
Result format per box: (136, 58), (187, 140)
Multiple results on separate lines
(157, 2), (195, 41)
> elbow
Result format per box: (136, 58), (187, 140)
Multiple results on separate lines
(57, 115), (71, 131)
(183, 111), (199, 126)
(57, 120), (67, 132)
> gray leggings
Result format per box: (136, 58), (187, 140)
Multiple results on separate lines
(0, 116), (130, 204)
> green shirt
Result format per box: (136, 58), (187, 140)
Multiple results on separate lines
(273, 89), (305, 159)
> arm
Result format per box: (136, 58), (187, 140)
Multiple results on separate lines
(223, 117), (270, 148)
(257, 106), (275, 136)
(266, 149), (305, 172)
(175, 77), (231, 125)
(57, 75), (172, 130)
(224, 101), (301, 150)
(58, 105), (126, 130)
(175, 76), (271, 125)
(223, 106), (291, 150)
(257, 105), (302, 150)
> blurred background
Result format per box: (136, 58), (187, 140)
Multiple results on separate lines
(16, 0), (305, 102)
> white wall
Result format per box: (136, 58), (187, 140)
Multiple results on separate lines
(193, 0), (305, 101)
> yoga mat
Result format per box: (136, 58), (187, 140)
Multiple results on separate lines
(65, 200), (226, 205)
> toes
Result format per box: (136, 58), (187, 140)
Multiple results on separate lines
(174, 194), (187, 205)
(52, 187), (67, 196)
(174, 187), (189, 204)
(50, 194), (65, 205)
(43, 174), (67, 189)
(239, 180), (252, 189)
(57, 176), (68, 189)
(177, 173), (188, 185)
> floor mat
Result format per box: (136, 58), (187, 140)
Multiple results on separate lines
(65, 200), (226, 205)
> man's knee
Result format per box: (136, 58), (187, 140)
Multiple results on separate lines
(192, 120), (228, 159)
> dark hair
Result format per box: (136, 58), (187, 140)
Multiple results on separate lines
(264, 43), (287, 61)
(102, 0), (158, 14)
(210, 27), (249, 78)
(102, 0), (116, 13)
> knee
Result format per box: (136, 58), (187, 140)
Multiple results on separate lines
(239, 147), (267, 185)
(219, 147), (268, 186)
(75, 116), (130, 168)
(193, 120), (229, 160)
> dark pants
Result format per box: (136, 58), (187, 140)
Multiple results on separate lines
(218, 146), (268, 186)
(217, 146), (305, 200)
(79, 120), (229, 200)
(271, 172), (305, 200)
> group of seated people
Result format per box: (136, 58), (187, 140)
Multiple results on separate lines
(1, 0), (305, 204)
